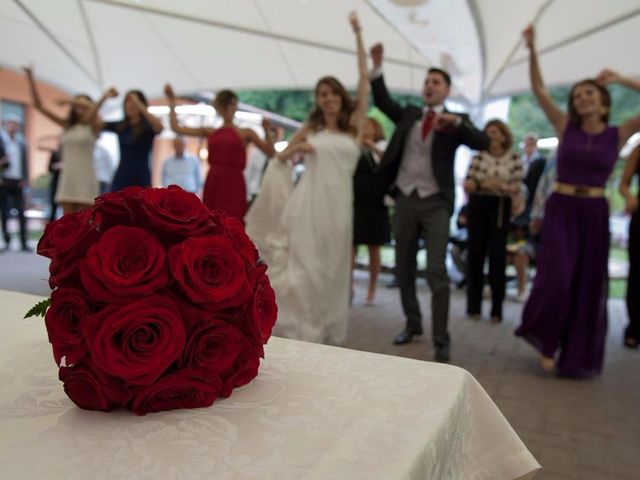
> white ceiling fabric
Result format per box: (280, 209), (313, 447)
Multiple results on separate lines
(1, 0), (639, 104)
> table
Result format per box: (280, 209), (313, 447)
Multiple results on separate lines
(0, 289), (540, 479)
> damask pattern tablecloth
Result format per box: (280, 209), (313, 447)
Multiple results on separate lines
(0, 290), (540, 479)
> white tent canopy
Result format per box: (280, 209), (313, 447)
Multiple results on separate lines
(1, 0), (639, 104)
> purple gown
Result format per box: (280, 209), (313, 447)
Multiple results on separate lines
(515, 123), (619, 378)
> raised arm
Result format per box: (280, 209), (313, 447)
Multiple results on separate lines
(597, 69), (640, 91)
(23, 67), (66, 128)
(619, 145), (639, 214)
(129, 91), (163, 133)
(244, 118), (276, 157)
(523, 25), (567, 137)
(164, 84), (210, 137)
(597, 69), (640, 148)
(82, 87), (118, 132)
(349, 12), (369, 141)
(369, 43), (403, 123)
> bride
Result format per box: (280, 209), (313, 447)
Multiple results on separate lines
(245, 12), (368, 344)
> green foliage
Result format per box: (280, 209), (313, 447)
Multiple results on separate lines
(24, 297), (51, 319)
(236, 90), (314, 124)
(236, 89), (423, 140)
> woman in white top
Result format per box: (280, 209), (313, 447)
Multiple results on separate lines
(245, 12), (368, 344)
(464, 119), (524, 323)
(24, 67), (116, 214)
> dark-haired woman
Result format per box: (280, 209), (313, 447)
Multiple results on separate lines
(165, 86), (275, 220)
(515, 26), (640, 377)
(246, 12), (368, 344)
(103, 90), (162, 191)
(464, 119), (523, 324)
(24, 67), (117, 214)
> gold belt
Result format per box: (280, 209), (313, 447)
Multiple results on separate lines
(553, 182), (605, 198)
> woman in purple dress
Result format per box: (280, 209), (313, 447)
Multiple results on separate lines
(515, 26), (640, 378)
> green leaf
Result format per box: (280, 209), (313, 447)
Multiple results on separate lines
(24, 298), (51, 319)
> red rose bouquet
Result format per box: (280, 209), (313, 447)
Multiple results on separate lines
(31, 186), (277, 415)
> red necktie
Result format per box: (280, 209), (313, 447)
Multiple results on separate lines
(421, 109), (436, 140)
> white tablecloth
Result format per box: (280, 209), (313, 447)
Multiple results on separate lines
(0, 290), (540, 479)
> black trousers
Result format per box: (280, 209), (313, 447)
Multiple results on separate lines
(466, 194), (511, 319)
(626, 210), (640, 341)
(0, 179), (28, 248)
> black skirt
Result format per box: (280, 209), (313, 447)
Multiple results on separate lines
(353, 153), (390, 245)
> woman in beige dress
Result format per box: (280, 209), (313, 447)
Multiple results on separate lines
(24, 67), (117, 214)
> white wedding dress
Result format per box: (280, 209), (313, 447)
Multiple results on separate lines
(245, 130), (359, 344)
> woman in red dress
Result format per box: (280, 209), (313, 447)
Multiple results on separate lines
(164, 86), (275, 220)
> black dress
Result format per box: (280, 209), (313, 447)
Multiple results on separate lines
(353, 150), (390, 245)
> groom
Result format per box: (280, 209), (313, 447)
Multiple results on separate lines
(370, 43), (489, 362)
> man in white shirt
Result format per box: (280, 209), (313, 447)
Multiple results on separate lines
(0, 115), (30, 251)
(161, 136), (202, 194)
(244, 125), (282, 204)
(93, 141), (114, 195)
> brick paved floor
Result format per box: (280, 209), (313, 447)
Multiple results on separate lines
(1, 245), (638, 479)
(347, 270), (640, 480)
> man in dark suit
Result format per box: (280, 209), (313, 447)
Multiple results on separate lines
(0, 116), (30, 251)
(370, 43), (489, 362)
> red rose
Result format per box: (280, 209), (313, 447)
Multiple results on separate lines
(82, 296), (186, 385)
(61, 362), (113, 411)
(45, 288), (90, 365)
(220, 356), (260, 398)
(169, 236), (252, 309)
(131, 371), (222, 415)
(92, 186), (143, 229)
(139, 186), (218, 238)
(181, 319), (253, 378)
(37, 208), (99, 259)
(222, 216), (259, 266)
(60, 358), (137, 409)
(48, 256), (82, 290)
(80, 226), (169, 302)
(248, 264), (278, 345)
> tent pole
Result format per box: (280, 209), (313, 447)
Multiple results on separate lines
(509, 7), (640, 68)
(483, 0), (554, 97)
(13, 0), (99, 87)
(77, 0), (104, 89)
(86, 0), (427, 71)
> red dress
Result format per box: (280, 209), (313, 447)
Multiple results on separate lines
(203, 127), (247, 220)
